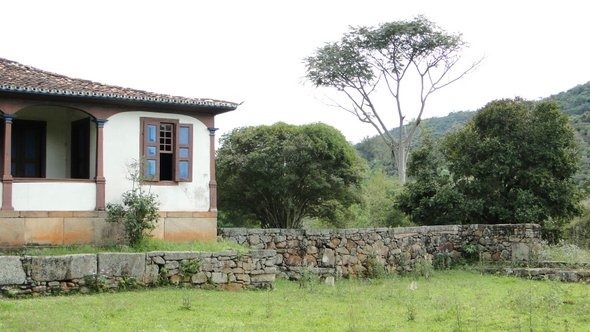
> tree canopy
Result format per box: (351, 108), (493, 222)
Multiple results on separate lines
(398, 98), (582, 226)
(217, 122), (364, 228)
(305, 16), (479, 183)
(395, 136), (464, 225)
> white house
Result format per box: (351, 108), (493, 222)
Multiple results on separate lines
(0, 58), (238, 246)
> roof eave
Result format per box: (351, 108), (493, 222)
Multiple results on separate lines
(0, 86), (239, 114)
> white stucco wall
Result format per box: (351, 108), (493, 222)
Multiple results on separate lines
(45, 117), (68, 178)
(12, 182), (96, 211)
(103, 112), (211, 211)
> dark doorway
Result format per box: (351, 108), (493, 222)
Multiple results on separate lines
(12, 119), (46, 177)
(71, 118), (90, 179)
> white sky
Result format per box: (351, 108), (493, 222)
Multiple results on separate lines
(2, 0), (589, 143)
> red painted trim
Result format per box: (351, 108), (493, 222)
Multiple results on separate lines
(95, 120), (106, 211)
(208, 127), (217, 212)
(2, 116), (14, 210)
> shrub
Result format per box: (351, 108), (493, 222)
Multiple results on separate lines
(297, 265), (319, 290)
(106, 160), (160, 247)
(462, 243), (479, 263)
(364, 254), (388, 279)
(180, 259), (201, 277)
(84, 274), (109, 293)
(433, 251), (452, 270)
(118, 277), (139, 291)
(412, 258), (434, 280)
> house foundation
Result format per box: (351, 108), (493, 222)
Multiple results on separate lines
(0, 211), (217, 247)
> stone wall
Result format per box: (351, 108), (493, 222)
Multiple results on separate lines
(0, 250), (277, 297)
(219, 224), (542, 279)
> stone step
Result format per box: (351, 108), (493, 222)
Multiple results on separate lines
(533, 260), (590, 269)
(480, 266), (590, 283)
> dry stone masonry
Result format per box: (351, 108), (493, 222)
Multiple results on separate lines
(219, 224), (542, 279)
(0, 250), (277, 297)
(6, 223), (576, 297)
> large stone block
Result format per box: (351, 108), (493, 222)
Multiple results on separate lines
(24, 218), (64, 245)
(321, 248), (335, 267)
(151, 219), (165, 240)
(0, 218), (25, 246)
(164, 217), (216, 242)
(93, 219), (125, 246)
(0, 256), (26, 285)
(30, 254), (97, 281)
(210, 272), (227, 284)
(68, 254), (99, 279)
(511, 243), (530, 262)
(250, 250), (276, 259)
(250, 273), (275, 283)
(164, 251), (200, 260)
(191, 272), (208, 284)
(98, 253), (146, 279)
(63, 218), (95, 245)
(143, 264), (160, 284)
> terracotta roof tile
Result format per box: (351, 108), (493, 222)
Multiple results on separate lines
(0, 58), (238, 110)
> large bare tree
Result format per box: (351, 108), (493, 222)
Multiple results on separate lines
(305, 16), (480, 183)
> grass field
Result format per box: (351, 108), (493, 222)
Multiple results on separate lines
(1, 270), (588, 331)
(0, 238), (249, 256)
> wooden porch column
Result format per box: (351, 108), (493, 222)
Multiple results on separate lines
(207, 127), (218, 212)
(1, 114), (14, 211)
(95, 119), (107, 211)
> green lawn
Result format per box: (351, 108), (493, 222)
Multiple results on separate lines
(1, 238), (249, 256)
(1, 270), (588, 331)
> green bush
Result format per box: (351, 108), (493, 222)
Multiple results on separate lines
(564, 202), (590, 248)
(364, 255), (388, 279)
(412, 258), (434, 280)
(106, 160), (160, 247)
(433, 251), (452, 270)
(462, 243), (479, 263)
(297, 265), (319, 290)
(83, 274), (109, 293)
(180, 259), (201, 277)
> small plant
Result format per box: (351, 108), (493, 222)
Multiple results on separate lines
(265, 292), (274, 319)
(180, 259), (201, 277)
(157, 267), (170, 286)
(413, 258), (434, 280)
(84, 274), (109, 293)
(297, 265), (318, 290)
(106, 160), (160, 247)
(462, 243), (479, 263)
(364, 254), (387, 279)
(181, 293), (192, 310)
(118, 276), (139, 291)
(453, 301), (463, 332)
(406, 281), (418, 321)
(433, 251), (452, 270)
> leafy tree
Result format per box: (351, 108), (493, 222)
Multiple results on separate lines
(354, 167), (409, 227)
(305, 16), (480, 183)
(396, 136), (464, 225)
(217, 122), (364, 228)
(444, 98), (582, 225)
(301, 165), (409, 229)
(355, 111), (476, 176)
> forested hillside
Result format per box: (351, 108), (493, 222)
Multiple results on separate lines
(560, 82), (590, 184)
(356, 81), (590, 184)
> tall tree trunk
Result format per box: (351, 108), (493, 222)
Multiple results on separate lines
(394, 145), (407, 184)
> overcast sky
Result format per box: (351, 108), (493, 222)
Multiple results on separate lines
(2, 0), (589, 143)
